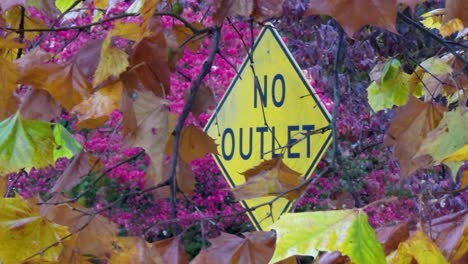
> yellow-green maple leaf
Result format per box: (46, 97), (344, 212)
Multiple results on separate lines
(0, 196), (69, 263)
(269, 210), (385, 264)
(388, 229), (448, 264)
(368, 59), (411, 112)
(0, 112), (81, 174)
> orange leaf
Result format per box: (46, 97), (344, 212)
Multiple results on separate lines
(232, 158), (305, 201)
(157, 157), (195, 197)
(184, 82), (215, 118)
(152, 236), (188, 264)
(165, 124), (219, 164)
(384, 97), (446, 177)
(306, 0), (398, 37)
(444, 0), (468, 25)
(19, 60), (92, 110)
(72, 81), (123, 129)
(172, 23), (204, 52)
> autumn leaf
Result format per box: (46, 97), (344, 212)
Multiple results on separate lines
(3, 6), (46, 41)
(122, 28), (171, 98)
(75, 39), (103, 80)
(18, 60), (93, 110)
(398, 0), (424, 12)
(431, 210), (467, 263)
(184, 82), (215, 118)
(172, 23), (204, 53)
(111, 20), (143, 42)
(306, 0), (398, 37)
(152, 236), (188, 264)
(109, 236), (164, 264)
(384, 97), (446, 177)
(0, 112), (56, 174)
(125, 89), (169, 185)
(165, 124), (219, 164)
(410, 55), (454, 99)
(52, 123), (82, 160)
(414, 108), (468, 176)
(191, 231), (277, 264)
(376, 222), (410, 255)
(159, 157), (195, 196)
(93, 35), (129, 87)
(252, 0), (285, 21)
(444, 0), (468, 26)
(127, 0), (159, 33)
(19, 89), (62, 122)
(0, 176), (7, 197)
(368, 58), (412, 112)
(232, 158), (306, 201)
(270, 210), (386, 264)
(72, 81), (123, 129)
(388, 229), (448, 264)
(212, 0), (254, 25)
(0, 196), (69, 263)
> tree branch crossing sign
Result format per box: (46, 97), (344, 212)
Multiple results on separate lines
(205, 24), (331, 230)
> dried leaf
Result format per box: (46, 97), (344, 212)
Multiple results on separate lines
(19, 89), (62, 122)
(127, 0), (159, 33)
(439, 18), (464, 37)
(152, 236), (188, 264)
(184, 82), (215, 118)
(388, 229), (448, 264)
(232, 158), (305, 201)
(384, 97), (446, 177)
(172, 23), (204, 52)
(0, 196), (69, 263)
(431, 209), (467, 263)
(75, 39), (103, 80)
(19, 60), (92, 110)
(123, 28), (171, 98)
(212, 0), (254, 25)
(72, 81), (123, 129)
(47, 151), (91, 196)
(444, 0), (468, 25)
(111, 20), (143, 41)
(93, 35), (129, 87)
(4, 6), (47, 40)
(125, 89), (169, 185)
(158, 157), (195, 196)
(165, 124), (219, 164)
(191, 231), (276, 264)
(252, 0), (285, 21)
(110, 236), (163, 264)
(376, 222), (410, 255)
(306, 0), (398, 37)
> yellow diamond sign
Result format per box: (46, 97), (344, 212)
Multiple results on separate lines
(205, 24), (331, 230)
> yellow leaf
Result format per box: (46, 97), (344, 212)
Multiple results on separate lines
(4, 6), (47, 41)
(439, 18), (464, 37)
(388, 229), (448, 264)
(93, 35), (129, 87)
(111, 21), (142, 41)
(420, 8), (445, 29)
(127, 0), (159, 33)
(72, 81), (123, 129)
(0, 196), (69, 263)
(443, 144), (468, 162)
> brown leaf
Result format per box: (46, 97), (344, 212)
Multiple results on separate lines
(157, 157), (195, 197)
(444, 0), (468, 25)
(72, 81), (123, 129)
(0, 177), (7, 196)
(306, 0), (398, 37)
(0, 93), (19, 120)
(152, 236), (188, 264)
(252, 0), (285, 21)
(75, 39), (103, 80)
(172, 23), (204, 53)
(18, 60), (93, 110)
(232, 158), (305, 201)
(125, 89), (169, 185)
(165, 124), (219, 164)
(123, 26), (170, 98)
(376, 222), (410, 255)
(384, 97), (446, 177)
(212, 0), (254, 25)
(314, 251), (350, 264)
(47, 151), (91, 196)
(462, 170), (468, 189)
(184, 82), (215, 118)
(19, 89), (61, 121)
(4, 6), (47, 41)
(191, 231), (276, 264)
(431, 209), (468, 263)
(110, 236), (164, 264)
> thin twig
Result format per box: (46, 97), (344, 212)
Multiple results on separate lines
(331, 25), (344, 167)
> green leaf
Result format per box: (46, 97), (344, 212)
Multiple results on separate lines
(269, 210), (385, 264)
(0, 112), (56, 174)
(368, 59), (411, 112)
(54, 0), (76, 13)
(53, 124), (82, 160)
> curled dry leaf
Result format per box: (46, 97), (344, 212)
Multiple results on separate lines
(306, 0), (398, 37)
(384, 97), (446, 177)
(375, 222), (410, 255)
(232, 158), (305, 201)
(431, 209), (467, 263)
(165, 124), (219, 164)
(212, 0), (254, 25)
(152, 236), (188, 264)
(314, 251), (350, 264)
(252, 0), (285, 21)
